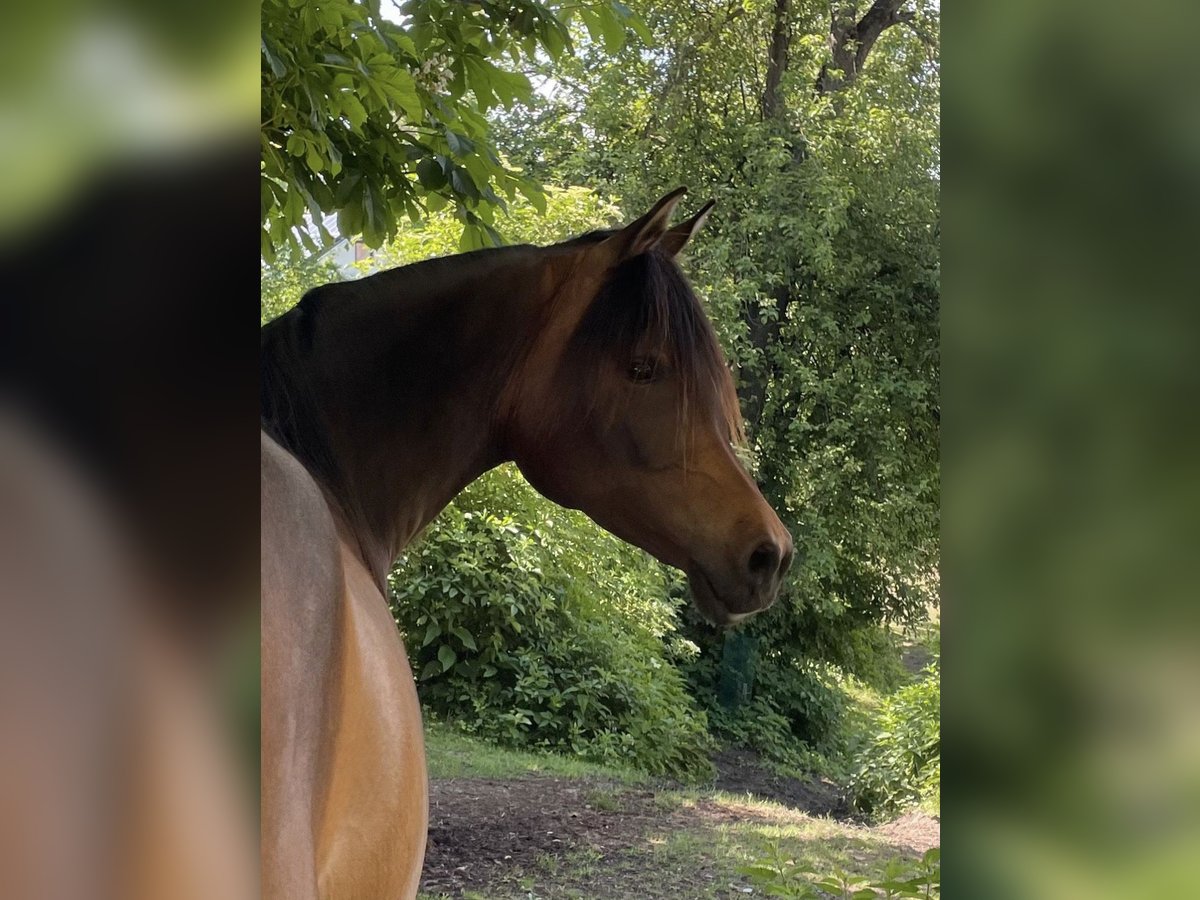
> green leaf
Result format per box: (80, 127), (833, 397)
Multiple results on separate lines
(736, 865), (782, 881)
(339, 93), (367, 130)
(451, 626), (477, 651)
(333, 171), (363, 207)
(445, 129), (476, 157)
(260, 228), (275, 264)
(438, 644), (458, 672)
(579, 9), (605, 45)
(381, 70), (423, 119)
(539, 20), (568, 59)
(261, 39), (287, 78)
(305, 143), (323, 173)
(422, 621), (441, 647)
(418, 660), (441, 681)
(595, 7), (626, 54)
(626, 11), (654, 45)
(416, 157), (447, 189)
(450, 167), (480, 200)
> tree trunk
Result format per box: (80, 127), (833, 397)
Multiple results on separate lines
(761, 0), (791, 120)
(738, 284), (791, 444)
(816, 0), (913, 95)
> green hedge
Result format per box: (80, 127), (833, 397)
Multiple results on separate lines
(389, 465), (714, 780)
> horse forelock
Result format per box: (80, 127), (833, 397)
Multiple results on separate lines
(556, 248), (744, 450)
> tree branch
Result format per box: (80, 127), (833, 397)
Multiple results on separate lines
(815, 0), (912, 95)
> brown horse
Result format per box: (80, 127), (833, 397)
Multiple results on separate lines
(260, 189), (793, 899)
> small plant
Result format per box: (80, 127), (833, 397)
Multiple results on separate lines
(850, 661), (940, 819)
(582, 788), (622, 812)
(735, 841), (816, 897)
(737, 844), (941, 899)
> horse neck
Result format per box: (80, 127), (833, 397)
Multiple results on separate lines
(291, 248), (556, 584)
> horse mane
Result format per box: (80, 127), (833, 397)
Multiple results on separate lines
(565, 248), (745, 448)
(260, 245), (537, 490)
(261, 240), (744, 492)
(261, 284), (343, 490)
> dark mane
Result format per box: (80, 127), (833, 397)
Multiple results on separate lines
(261, 283), (342, 489)
(261, 240), (743, 491)
(565, 248), (745, 448)
(261, 244), (536, 489)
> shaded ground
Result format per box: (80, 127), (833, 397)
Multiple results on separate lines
(900, 641), (934, 677)
(420, 773), (939, 898)
(712, 747), (850, 819)
(422, 777), (660, 896)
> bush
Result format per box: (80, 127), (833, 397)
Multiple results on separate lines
(681, 625), (850, 773)
(390, 465), (714, 780)
(850, 661), (940, 819)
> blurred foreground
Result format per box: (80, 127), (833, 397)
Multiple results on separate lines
(948, 1), (1200, 896)
(0, 3), (257, 898)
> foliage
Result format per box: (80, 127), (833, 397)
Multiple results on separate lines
(260, 248), (340, 324)
(738, 843), (940, 899)
(850, 661), (941, 819)
(389, 465), (713, 780)
(260, 0), (647, 260)
(685, 641), (848, 773)
(489, 0), (940, 757)
(363, 184), (620, 263)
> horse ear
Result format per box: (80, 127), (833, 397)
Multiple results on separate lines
(600, 187), (689, 262)
(659, 200), (715, 257)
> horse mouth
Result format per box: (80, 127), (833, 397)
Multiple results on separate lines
(687, 564), (756, 627)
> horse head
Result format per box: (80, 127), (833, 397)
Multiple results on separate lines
(503, 189), (793, 625)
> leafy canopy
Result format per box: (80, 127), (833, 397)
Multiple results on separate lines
(261, 0), (649, 261)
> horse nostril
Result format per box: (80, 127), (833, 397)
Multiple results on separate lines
(779, 547), (795, 577)
(747, 542), (781, 582)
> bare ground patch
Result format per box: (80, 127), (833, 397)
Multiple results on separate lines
(421, 777), (669, 897)
(419, 774), (939, 898)
(712, 747), (850, 819)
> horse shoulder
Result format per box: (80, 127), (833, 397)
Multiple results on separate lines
(261, 432), (343, 899)
(261, 432), (427, 900)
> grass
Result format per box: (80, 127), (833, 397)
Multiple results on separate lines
(423, 719), (649, 784)
(423, 792), (919, 899)
(418, 727), (933, 899)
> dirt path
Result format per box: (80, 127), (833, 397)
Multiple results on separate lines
(420, 773), (939, 898)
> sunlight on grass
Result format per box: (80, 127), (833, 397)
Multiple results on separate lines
(419, 725), (936, 898)
(424, 720), (649, 784)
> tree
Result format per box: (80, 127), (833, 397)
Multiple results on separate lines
(260, 0), (649, 261)
(815, 0), (938, 96)
(491, 0), (940, 751)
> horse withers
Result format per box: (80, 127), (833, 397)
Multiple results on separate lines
(261, 188), (793, 899)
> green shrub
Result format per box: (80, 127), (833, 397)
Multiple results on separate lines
(850, 662), (940, 819)
(738, 844), (940, 899)
(390, 465), (714, 780)
(682, 630), (849, 773)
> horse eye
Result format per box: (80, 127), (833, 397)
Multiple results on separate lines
(628, 358), (658, 383)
